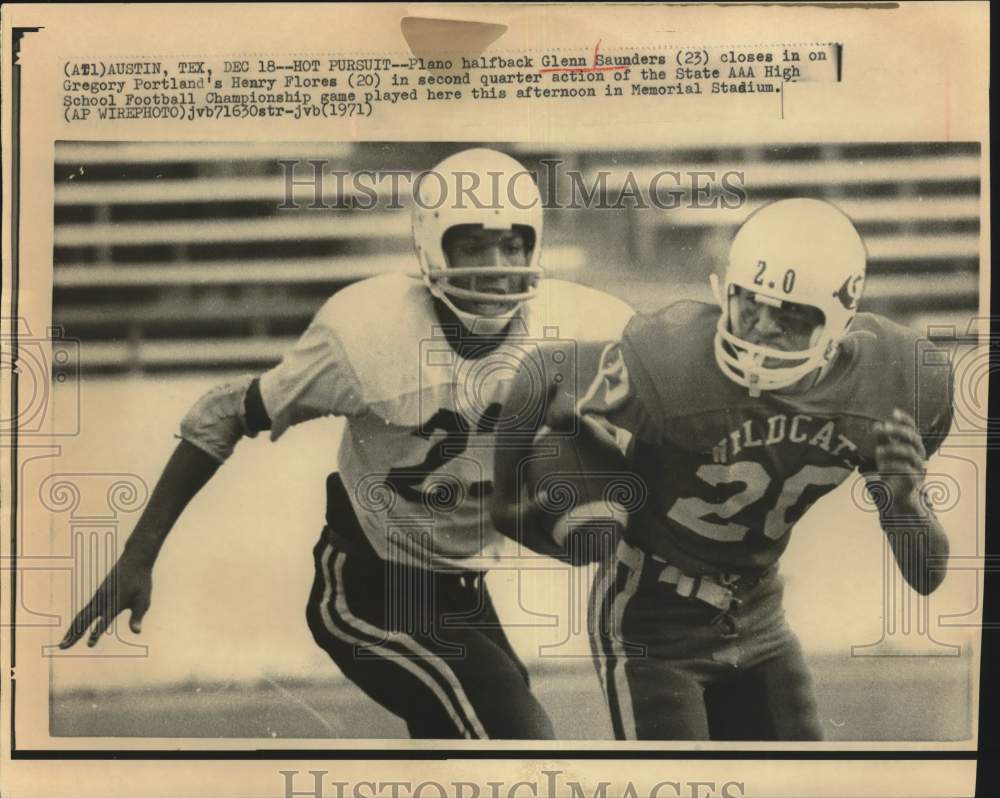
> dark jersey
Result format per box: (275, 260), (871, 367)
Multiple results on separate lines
(579, 301), (954, 576)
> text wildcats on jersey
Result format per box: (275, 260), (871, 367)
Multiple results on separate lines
(712, 413), (859, 466)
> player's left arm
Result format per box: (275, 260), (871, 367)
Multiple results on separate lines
(867, 408), (950, 595)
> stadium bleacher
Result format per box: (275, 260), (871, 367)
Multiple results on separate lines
(53, 141), (981, 374)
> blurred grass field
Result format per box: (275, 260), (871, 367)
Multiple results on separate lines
(52, 653), (971, 741)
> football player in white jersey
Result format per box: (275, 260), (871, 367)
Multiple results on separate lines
(59, 148), (635, 739)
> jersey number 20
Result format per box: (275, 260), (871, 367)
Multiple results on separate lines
(667, 462), (850, 542)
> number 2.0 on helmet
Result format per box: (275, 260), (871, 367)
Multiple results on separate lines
(711, 198), (867, 394)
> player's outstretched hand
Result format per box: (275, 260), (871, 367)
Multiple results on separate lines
(59, 546), (153, 649)
(874, 408), (928, 513)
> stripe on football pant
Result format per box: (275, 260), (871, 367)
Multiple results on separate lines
(588, 556), (617, 698)
(590, 540), (643, 741)
(318, 543), (489, 739)
(591, 558), (630, 740)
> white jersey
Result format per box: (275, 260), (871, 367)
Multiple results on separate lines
(259, 272), (634, 570)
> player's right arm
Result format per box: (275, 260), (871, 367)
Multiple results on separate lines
(60, 304), (364, 649)
(59, 438), (222, 648)
(491, 338), (645, 544)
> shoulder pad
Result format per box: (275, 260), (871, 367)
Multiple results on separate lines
(313, 273), (438, 403)
(843, 313), (954, 447)
(620, 301), (740, 431)
(314, 272), (424, 330)
(526, 279), (634, 342)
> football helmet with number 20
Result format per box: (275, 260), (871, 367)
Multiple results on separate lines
(711, 198), (867, 395)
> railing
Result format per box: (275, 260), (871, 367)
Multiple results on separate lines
(53, 141), (980, 373)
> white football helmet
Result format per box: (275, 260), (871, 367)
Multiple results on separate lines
(412, 148), (544, 333)
(710, 198), (867, 395)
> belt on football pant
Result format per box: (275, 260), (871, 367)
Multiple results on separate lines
(615, 540), (738, 611)
(654, 562), (735, 611)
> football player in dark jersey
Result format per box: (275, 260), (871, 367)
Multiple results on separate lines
(493, 198), (953, 740)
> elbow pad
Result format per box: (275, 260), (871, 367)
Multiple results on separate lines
(179, 375), (258, 463)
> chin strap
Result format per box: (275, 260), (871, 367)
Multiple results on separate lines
(733, 349), (764, 397)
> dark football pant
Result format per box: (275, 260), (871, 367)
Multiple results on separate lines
(306, 475), (555, 740)
(589, 540), (823, 741)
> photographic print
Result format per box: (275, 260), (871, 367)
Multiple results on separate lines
(1, 4), (989, 798)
